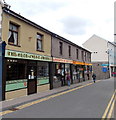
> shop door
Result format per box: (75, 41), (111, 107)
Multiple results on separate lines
(27, 62), (37, 95)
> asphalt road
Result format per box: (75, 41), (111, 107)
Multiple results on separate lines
(2, 78), (115, 119)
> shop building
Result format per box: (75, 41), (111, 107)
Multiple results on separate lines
(1, 7), (52, 100)
(1, 5), (92, 100)
(50, 34), (92, 89)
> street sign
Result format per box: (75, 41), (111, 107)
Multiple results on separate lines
(101, 64), (109, 66)
(102, 67), (108, 72)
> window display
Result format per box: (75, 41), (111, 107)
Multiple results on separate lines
(37, 62), (49, 85)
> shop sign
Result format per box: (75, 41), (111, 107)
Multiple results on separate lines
(5, 50), (52, 61)
(101, 64), (109, 66)
(102, 67), (108, 72)
(73, 61), (84, 65)
(73, 61), (92, 66)
(53, 57), (73, 64)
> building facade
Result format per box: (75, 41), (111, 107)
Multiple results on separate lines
(83, 34), (110, 80)
(108, 41), (116, 77)
(2, 7), (52, 100)
(50, 34), (92, 89)
(1, 4), (92, 100)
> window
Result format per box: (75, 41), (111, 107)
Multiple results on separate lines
(6, 59), (27, 81)
(69, 46), (71, 57)
(8, 23), (19, 45)
(37, 34), (43, 51)
(76, 49), (79, 59)
(85, 52), (86, 61)
(59, 42), (63, 55)
(81, 51), (84, 60)
(37, 62), (49, 78)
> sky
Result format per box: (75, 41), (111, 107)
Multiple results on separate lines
(4, 0), (114, 46)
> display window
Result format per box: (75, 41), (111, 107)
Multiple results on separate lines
(37, 62), (49, 85)
(6, 59), (49, 92)
(6, 59), (27, 91)
(52, 63), (65, 87)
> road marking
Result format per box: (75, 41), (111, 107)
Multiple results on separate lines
(106, 95), (116, 119)
(101, 90), (116, 120)
(0, 80), (100, 116)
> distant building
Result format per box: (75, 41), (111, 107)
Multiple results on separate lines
(108, 41), (116, 77)
(83, 34), (110, 80)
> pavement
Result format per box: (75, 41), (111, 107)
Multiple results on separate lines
(2, 78), (115, 119)
(1, 79), (95, 111)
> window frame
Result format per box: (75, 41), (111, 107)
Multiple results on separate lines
(36, 33), (44, 52)
(8, 22), (19, 46)
(59, 41), (63, 55)
(81, 51), (84, 61)
(69, 45), (71, 57)
(76, 49), (79, 59)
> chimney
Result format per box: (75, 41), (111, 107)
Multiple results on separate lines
(3, 0), (11, 9)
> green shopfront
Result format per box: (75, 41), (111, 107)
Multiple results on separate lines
(5, 50), (52, 100)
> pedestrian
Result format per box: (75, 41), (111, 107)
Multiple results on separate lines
(66, 72), (71, 87)
(92, 73), (96, 83)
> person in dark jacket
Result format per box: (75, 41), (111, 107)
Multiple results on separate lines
(66, 72), (71, 87)
(92, 73), (96, 83)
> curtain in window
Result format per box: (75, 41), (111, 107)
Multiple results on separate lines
(37, 40), (42, 50)
(8, 31), (12, 39)
(13, 32), (18, 45)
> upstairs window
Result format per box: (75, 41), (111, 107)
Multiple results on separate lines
(76, 49), (79, 59)
(59, 42), (63, 55)
(81, 51), (84, 60)
(8, 23), (19, 46)
(69, 46), (71, 57)
(37, 34), (43, 51)
(85, 52), (86, 61)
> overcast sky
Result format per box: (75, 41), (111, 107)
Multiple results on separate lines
(5, 0), (114, 46)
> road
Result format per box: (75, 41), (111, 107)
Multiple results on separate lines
(2, 78), (115, 119)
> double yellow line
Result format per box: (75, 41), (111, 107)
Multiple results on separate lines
(0, 81), (97, 116)
(101, 90), (116, 120)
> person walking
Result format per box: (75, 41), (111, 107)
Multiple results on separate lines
(66, 72), (71, 87)
(92, 73), (96, 83)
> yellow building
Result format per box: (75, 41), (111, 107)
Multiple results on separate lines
(2, 7), (52, 100)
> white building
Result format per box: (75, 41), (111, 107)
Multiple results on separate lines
(83, 34), (110, 80)
(108, 41), (116, 77)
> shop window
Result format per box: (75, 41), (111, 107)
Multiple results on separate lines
(8, 23), (19, 46)
(6, 59), (27, 81)
(59, 42), (63, 55)
(37, 62), (49, 78)
(37, 34), (43, 51)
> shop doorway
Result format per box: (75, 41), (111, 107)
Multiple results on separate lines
(27, 61), (37, 95)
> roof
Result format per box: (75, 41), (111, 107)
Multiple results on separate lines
(83, 34), (108, 46)
(108, 41), (116, 47)
(2, 7), (91, 53)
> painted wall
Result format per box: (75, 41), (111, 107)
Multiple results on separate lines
(83, 35), (108, 62)
(2, 12), (51, 56)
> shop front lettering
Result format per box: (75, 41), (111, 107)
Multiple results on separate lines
(6, 50), (52, 61)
